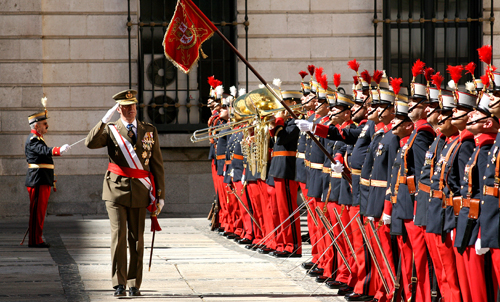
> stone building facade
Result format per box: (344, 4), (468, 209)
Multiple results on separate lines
(0, 0), (497, 217)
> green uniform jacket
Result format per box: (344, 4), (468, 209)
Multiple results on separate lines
(85, 119), (165, 208)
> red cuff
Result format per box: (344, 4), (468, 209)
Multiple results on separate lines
(383, 199), (392, 215)
(269, 128), (276, 136)
(314, 124), (329, 138)
(52, 147), (61, 156)
(334, 153), (343, 164)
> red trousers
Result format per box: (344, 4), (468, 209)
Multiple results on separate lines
(351, 209), (377, 296)
(312, 200), (330, 271)
(216, 175), (232, 232)
(299, 182), (320, 264)
(225, 184), (243, 237)
(233, 181), (253, 240)
(326, 202), (351, 283)
(403, 220), (430, 302)
(461, 246), (497, 302)
(369, 219), (396, 302)
(258, 180), (279, 250)
(27, 185), (51, 245)
(490, 249), (500, 290)
(274, 178), (301, 254)
(452, 231), (472, 302)
(245, 181), (265, 245)
(425, 232), (461, 302)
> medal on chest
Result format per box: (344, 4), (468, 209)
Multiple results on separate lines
(424, 151), (433, 165)
(141, 132), (155, 165)
(376, 143), (384, 156)
(463, 165), (471, 182)
(492, 146), (499, 164)
(359, 124), (369, 138)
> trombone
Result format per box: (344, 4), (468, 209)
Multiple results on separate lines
(190, 88), (305, 143)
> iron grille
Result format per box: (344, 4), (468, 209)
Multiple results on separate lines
(377, 0), (494, 85)
(127, 0), (247, 133)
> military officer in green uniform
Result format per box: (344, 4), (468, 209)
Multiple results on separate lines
(85, 89), (165, 297)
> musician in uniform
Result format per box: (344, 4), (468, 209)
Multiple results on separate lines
(85, 89), (165, 297)
(26, 100), (71, 247)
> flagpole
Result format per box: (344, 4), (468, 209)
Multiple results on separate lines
(212, 28), (351, 184)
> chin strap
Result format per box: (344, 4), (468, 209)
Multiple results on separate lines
(437, 112), (454, 125)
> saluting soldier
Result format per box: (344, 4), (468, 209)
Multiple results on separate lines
(454, 91), (499, 302)
(391, 81), (436, 302)
(85, 89), (165, 297)
(479, 72), (500, 289)
(25, 98), (71, 247)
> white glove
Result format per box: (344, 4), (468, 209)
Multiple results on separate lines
(366, 216), (374, 221)
(155, 199), (164, 215)
(102, 103), (119, 123)
(295, 120), (314, 132)
(475, 238), (490, 255)
(60, 144), (71, 154)
(450, 230), (454, 240)
(331, 160), (344, 173)
(382, 213), (392, 225)
(241, 174), (245, 183)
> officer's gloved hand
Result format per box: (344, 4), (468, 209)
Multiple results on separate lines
(156, 199), (165, 215)
(102, 103), (119, 123)
(295, 120), (314, 132)
(382, 213), (392, 225)
(366, 216), (374, 221)
(475, 238), (490, 255)
(331, 160), (344, 173)
(60, 144), (71, 154)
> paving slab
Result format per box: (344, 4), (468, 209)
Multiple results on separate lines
(0, 216), (343, 301)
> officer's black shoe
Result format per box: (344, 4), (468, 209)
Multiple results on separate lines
(257, 247), (274, 254)
(28, 242), (50, 248)
(344, 292), (373, 301)
(271, 250), (302, 258)
(301, 261), (315, 270)
(129, 287), (140, 296)
(113, 285), (126, 297)
(324, 280), (346, 289)
(301, 233), (310, 243)
(315, 276), (333, 283)
(244, 244), (256, 250)
(238, 238), (253, 245)
(307, 267), (324, 277)
(338, 286), (355, 296)
(232, 236), (242, 242)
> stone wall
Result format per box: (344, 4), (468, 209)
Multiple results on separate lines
(0, 0), (214, 218)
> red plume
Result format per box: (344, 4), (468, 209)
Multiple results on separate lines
(353, 76), (359, 86)
(446, 65), (464, 84)
(299, 70), (308, 79)
(334, 74), (341, 88)
(390, 77), (403, 96)
(315, 67), (324, 83)
(319, 74), (328, 90)
(431, 72), (444, 89)
(347, 59), (360, 73)
(207, 75), (215, 88)
(308, 65), (315, 76)
(465, 62), (476, 75)
(424, 67), (434, 83)
(478, 45), (493, 65)
(373, 70), (383, 85)
(481, 74), (490, 89)
(361, 70), (371, 85)
(411, 59), (426, 79)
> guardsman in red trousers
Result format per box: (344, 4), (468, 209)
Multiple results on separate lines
(25, 97), (71, 247)
(268, 90), (303, 257)
(454, 90), (499, 302)
(480, 71), (500, 290)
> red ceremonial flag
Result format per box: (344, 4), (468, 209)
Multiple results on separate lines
(163, 0), (217, 74)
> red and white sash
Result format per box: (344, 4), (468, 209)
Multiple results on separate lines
(108, 125), (156, 206)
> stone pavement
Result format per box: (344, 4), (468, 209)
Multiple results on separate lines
(0, 215), (346, 302)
